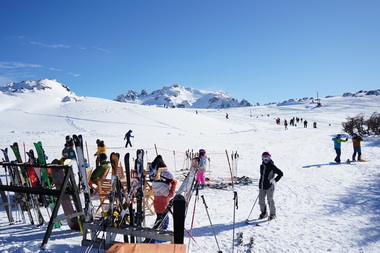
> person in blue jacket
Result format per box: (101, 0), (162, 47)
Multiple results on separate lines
(332, 134), (348, 163)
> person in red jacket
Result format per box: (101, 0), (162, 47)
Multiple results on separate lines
(152, 170), (177, 233)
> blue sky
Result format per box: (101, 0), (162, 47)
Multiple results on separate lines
(1, 0), (379, 104)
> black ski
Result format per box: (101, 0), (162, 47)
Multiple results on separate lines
(134, 149), (145, 229)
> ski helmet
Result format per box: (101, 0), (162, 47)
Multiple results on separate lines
(199, 149), (206, 156)
(336, 134), (341, 138)
(262, 152), (272, 163)
(160, 170), (173, 183)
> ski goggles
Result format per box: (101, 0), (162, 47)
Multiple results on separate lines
(262, 155), (271, 162)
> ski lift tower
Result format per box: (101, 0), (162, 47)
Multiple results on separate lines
(316, 92), (322, 107)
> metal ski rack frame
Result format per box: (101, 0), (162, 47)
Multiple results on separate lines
(0, 162), (84, 249)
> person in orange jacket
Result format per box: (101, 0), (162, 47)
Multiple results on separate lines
(152, 170), (177, 234)
(352, 133), (364, 161)
(94, 139), (106, 166)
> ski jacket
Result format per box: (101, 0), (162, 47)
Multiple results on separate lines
(197, 156), (207, 173)
(152, 179), (177, 214)
(95, 144), (106, 156)
(332, 137), (347, 149)
(259, 161), (283, 190)
(124, 131), (134, 140)
(90, 161), (110, 184)
(352, 136), (363, 147)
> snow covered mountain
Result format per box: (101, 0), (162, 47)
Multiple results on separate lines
(114, 84), (252, 109)
(0, 79), (78, 102)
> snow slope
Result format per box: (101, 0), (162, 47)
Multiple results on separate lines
(0, 87), (379, 253)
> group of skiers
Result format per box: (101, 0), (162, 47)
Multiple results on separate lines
(332, 133), (364, 163)
(277, 117), (316, 130)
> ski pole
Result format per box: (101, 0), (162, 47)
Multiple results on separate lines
(232, 191), (238, 253)
(201, 195), (222, 253)
(246, 194), (259, 221)
(187, 184), (199, 252)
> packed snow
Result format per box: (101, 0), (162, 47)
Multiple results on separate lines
(0, 81), (379, 253)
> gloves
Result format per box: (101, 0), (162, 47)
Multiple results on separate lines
(270, 178), (276, 185)
(346, 138), (348, 141)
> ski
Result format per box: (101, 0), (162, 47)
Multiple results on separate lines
(124, 152), (135, 243)
(33, 141), (61, 228)
(11, 142), (45, 226)
(134, 149), (144, 229)
(73, 134), (94, 222)
(1, 148), (27, 223)
(245, 218), (270, 226)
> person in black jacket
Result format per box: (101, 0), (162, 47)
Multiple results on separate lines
(258, 152), (283, 220)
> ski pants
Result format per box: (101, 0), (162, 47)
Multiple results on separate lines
(259, 186), (276, 215)
(196, 171), (205, 185)
(334, 148), (341, 163)
(125, 139), (132, 148)
(151, 213), (169, 243)
(352, 146), (362, 160)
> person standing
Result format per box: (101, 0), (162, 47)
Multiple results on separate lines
(94, 139), (107, 166)
(332, 134), (348, 163)
(258, 152), (283, 220)
(196, 149), (207, 189)
(151, 170), (177, 242)
(124, 130), (134, 148)
(352, 134), (364, 161)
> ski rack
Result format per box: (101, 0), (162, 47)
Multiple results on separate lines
(0, 162), (84, 249)
(81, 194), (186, 248)
(81, 166), (196, 249)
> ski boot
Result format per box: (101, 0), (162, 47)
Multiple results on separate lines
(268, 214), (276, 220)
(258, 212), (268, 219)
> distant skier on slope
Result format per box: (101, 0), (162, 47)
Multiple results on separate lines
(332, 134), (348, 163)
(124, 130), (134, 148)
(258, 152), (283, 220)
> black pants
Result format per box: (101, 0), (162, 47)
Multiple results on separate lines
(125, 139), (132, 147)
(334, 148), (341, 163)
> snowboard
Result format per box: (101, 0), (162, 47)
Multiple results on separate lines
(50, 159), (80, 230)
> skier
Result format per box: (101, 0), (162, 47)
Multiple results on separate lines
(258, 152), (283, 220)
(332, 134), (348, 163)
(352, 133), (364, 161)
(284, 119), (288, 130)
(226, 113), (229, 119)
(124, 130), (134, 148)
(151, 170), (178, 242)
(94, 139), (106, 166)
(89, 153), (109, 185)
(196, 149), (207, 189)
(304, 120), (308, 128)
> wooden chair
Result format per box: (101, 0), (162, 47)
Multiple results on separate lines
(94, 178), (118, 216)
